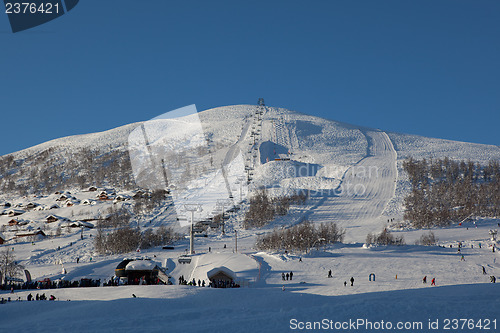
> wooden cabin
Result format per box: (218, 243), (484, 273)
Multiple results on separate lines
(15, 230), (46, 241)
(46, 215), (59, 223)
(8, 219), (19, 226)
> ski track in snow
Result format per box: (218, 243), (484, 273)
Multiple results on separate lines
(305, 130), (398, 242)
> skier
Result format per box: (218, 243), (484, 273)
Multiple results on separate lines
(482, 266), (487, 275)
(350, 277), (354, 286)
(431, 278), (436, 286)
(423, 276), (427, 284)
(290, 271), (293, 280)
(328, 270), (332, 278)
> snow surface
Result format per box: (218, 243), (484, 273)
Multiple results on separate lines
(1, 105), (500, 332)
(2, 284), (499, 333)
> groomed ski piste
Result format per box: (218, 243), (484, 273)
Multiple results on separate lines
(1, 105), (499, 332)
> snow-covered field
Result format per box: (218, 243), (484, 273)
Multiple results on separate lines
(2, 284), (499, 333)
(1, 105), (500, 332)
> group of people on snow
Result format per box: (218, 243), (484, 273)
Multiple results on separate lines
(26, 293), (56, 301)
(281, 271), (293, 281)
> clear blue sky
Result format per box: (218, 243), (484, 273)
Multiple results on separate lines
(1, 0), (499, 156)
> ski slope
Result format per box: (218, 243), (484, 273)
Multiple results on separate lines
(304, 130), (398, 242)
(1, 104), (500, 332)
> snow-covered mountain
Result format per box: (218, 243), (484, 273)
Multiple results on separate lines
(1, 105), (499, 241)
(2, 105), (500, 333)
(3, 104), (499, 197)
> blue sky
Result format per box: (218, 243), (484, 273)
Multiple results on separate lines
(1, 0), (499, 156)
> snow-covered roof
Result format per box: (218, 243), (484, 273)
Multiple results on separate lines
(125, 260), (156, 271)
(207, 266), (237, 280)
(7, 209), (25, 215)
(76, 221), (94, 228)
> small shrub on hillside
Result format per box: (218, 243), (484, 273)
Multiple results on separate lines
(415, 231), (438, 246)
(365, 228), (405, 246)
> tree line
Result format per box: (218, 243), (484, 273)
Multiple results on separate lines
(403, 157), (500, 228)
(243, 188), (307, 229)
(255, 221), (345, 252)
(0, 146), (136, 196)
(94, 225), (179, 255)
(365, 228), (405, 246)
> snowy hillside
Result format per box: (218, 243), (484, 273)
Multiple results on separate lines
(2, 104), (500, 239)
(1, 104), (499, 332)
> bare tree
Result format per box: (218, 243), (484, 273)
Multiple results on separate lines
(416, 231), (438, 246)
(1, 247), (24, 284)
(365, 228), (405, 246)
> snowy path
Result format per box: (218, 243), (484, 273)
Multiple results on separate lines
(305, 131), (398, 242)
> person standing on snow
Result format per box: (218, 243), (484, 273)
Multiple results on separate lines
(431, 278), (436, 286)
(482, 266), (487, 275)
(423, 276), (427, 284)
(282, 272), (285, 281)
(328, 270), (332, 278)
(286, 273), (289, 281)
(290, 271), (293, 280)
(350, 277), (354, 286)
